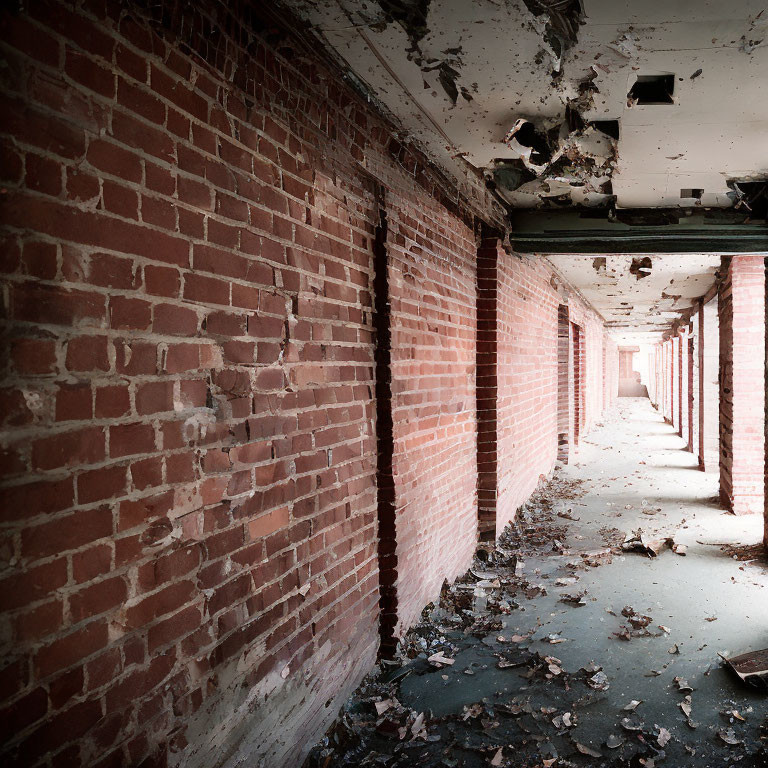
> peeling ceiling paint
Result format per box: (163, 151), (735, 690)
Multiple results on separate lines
(286, 0), (768, 210)
(545, 252), (721, 344)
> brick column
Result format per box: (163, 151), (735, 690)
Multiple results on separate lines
(702, 297), (719, 471)
(557, 305), (571, 462)
(687, 332), (695, 452)
(677, 334), (688, 437)
(719, 255), (765, 515)
(695, 300), (704, 468)
(476, 238), (500, 540)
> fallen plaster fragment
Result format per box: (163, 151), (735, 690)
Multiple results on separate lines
(621, 528), (674, 557)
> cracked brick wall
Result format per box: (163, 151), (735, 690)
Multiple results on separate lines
(0, 1), (503, 765)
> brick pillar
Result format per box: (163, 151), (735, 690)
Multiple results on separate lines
(695, 300), (704, 468)
(687, 332), (695, 452)
(719, 255), (765, 515)
(672, 336), (680, 430)
(702, 297), (719, 471)
(557, 305), (571, 462)
(476, 238), (499, 540)
(678, 332), (685, 438)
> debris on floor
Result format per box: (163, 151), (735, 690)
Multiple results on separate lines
(725, 649), (768, 690)
(304, 401), (768, 767)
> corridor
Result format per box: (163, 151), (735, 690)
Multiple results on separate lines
(3, 2), (768, 766)
(307, 398), (768, 767)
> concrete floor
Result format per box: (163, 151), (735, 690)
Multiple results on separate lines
(307, 398), (768, 767)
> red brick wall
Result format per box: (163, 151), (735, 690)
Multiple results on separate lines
(719, 255), (765, 515)
(0, 1), (499, 764)
(387, 196), (478, 635)
(492, 254), (614, 535)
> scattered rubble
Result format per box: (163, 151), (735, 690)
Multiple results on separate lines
(304, 465), (768, 767)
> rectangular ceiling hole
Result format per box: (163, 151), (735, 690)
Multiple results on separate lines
(680, 188), (703, 199)
(591, 120), (620, 140)
(628, 74), (674, 105)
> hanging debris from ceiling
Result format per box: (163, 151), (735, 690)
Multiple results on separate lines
(519, 0), (585, 71)
(727, 179), (768, 220)
(488, 111), (617, 208)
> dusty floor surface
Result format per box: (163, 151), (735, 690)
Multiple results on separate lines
(304, 398), (768, 767)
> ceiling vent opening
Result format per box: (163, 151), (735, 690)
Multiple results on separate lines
(627, 75), (675, 105)
(591, 120), (620, 140)
(680, 188), (704, 199)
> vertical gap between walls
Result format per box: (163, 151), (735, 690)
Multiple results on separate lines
(372, 184), (398, 658)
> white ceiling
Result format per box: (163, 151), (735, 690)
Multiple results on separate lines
(546, 252), (721, 344)
(285, 0), (763, 342)
(288, 0), (768, 208)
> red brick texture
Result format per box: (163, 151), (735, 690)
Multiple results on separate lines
(0, 0), (508, 764)
(650, 259), (765, 515)
(719, 255), (765, 515)
(477, 243), (618, 538)
(0, 1), (621, 764)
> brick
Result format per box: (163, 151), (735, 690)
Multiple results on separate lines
(77, 465), (128, 505)
(95, 385), (131, 418)
(55, 382), (93, 421)
(2, 477), (75, 524)
(102, 180), (139, 219)
(144, 265), (180, 297)
(87, 139), (142, 183)
(110, 423), (156, 458)
(69, 577), (128, 623)
(31, 426), (105, 470)
(124, 581), (196, 629)
(183, 273), (229, 306)
(25, 153), (62, 197)
(34, 619), (108, 680)
(153, 303), (199, 335)
(110, 296), (152, 330)
(65, 335), (110, 372)
(15, 599), (64, 643)
(72, 543), (112, 583)
(136, 381), (174, 415)
(0, 558), (67, 612)
(0, 686), (48, 746)
(13, 283), (106, 327)
(12, 337), (57, 375)
(248, 507), (290, 539)
(22, 506), (113, 560)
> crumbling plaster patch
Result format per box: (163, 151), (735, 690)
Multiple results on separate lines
(286, 0), (768, 211)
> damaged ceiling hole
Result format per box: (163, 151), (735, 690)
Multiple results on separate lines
(507, 120), (554, 165)
(628, 74), (675, 105)
(680, 188), (704, 199)
(591, 120), (620, 140)
(629, 256), (653, 279)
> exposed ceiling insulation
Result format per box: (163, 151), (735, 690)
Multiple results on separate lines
(545, 252), (721, 344)
(285, 0), (768, 211)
